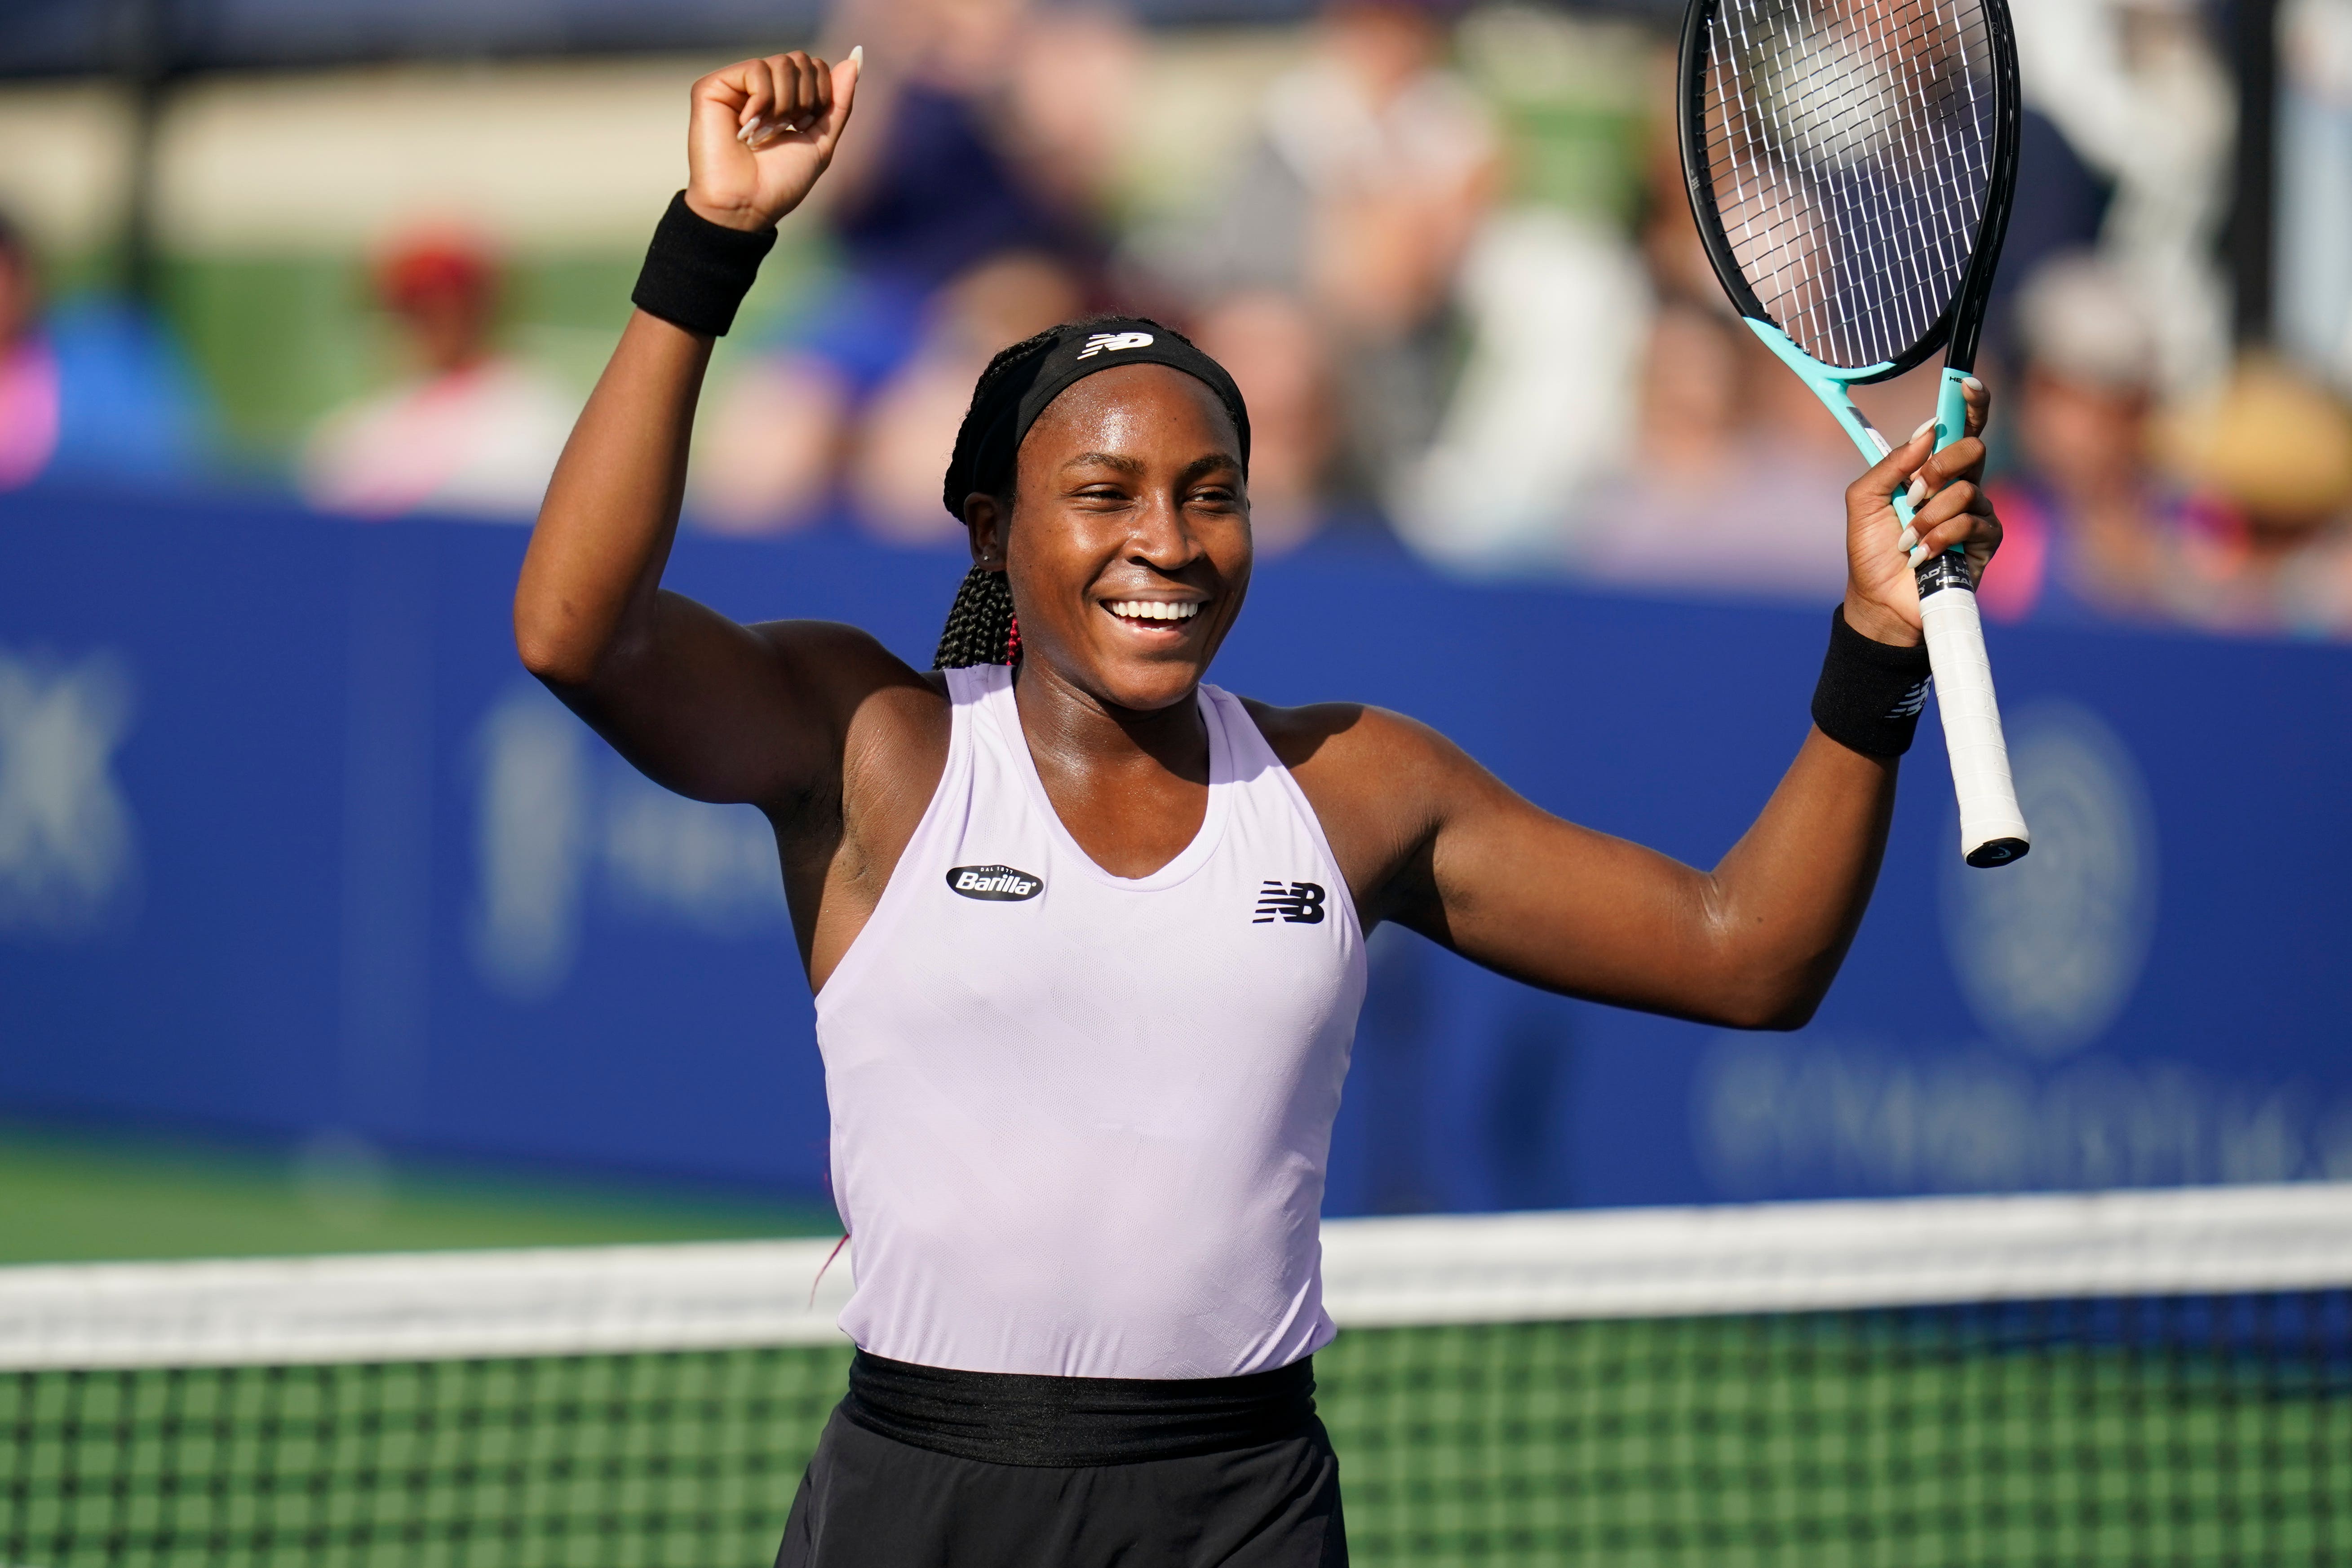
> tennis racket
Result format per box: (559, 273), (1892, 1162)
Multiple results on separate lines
(1677, 0), (2030, 868)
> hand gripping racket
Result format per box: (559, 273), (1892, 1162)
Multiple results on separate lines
(1678, 0), (2030, 867)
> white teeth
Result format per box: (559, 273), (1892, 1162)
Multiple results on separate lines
(1108, 600), (1200, 622)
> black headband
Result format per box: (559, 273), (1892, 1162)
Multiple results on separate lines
(941, 317), (1252, 518)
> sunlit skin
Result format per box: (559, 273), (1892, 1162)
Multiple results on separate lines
(961, 366), (1251, 875)
(515, 48), (2002, 1027)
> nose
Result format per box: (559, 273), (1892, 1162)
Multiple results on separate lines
(1125, 486), (1203, 574)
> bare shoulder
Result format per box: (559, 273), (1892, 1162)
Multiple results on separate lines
(751, 620), (944, 718)
(1239, 696), (1470, 788)
(754, 618), (936, 687)
(745, 619), (949, 808)
(1236, 697), (1484, 906)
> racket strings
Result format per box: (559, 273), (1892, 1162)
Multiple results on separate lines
(1702, 0), (1994, 370)
(1724, 3), (1967, 355)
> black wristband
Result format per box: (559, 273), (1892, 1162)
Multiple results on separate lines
(630, 191), (777, 337)
(1811, 605), (1933, 757)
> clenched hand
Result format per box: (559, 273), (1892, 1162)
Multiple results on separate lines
(684, 49), (862, 234)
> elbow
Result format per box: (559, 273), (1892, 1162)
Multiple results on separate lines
(1704, 965), (1831, 1032)
(1745, 992), (1824, 1032)
(513, 600), (598, 689)
(1710, 993), (1823, 1033)
(1690, 888), (1848, 1031)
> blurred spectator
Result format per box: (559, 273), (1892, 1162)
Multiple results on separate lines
(2011, 0), (2233, 397)
(1979, 253), (2208, 626)
(0, 217), (50, 492)
(1192, 291), (1338, 555)
(1556, 120), (1852, 597)
(1568, 300), (1852, 598)
(1994, 106), (2115, 335)
(1143, 0), (1500, 527)
(2281, 0), (2352, 389)
(1392, 13), (1656, 564)
(0, 212), (213, 493)
(846, 250), (1083, 542)
(694, 0), (1122, 534)
(824, 0), (1112, 296)
(1394, 91), (1649, 564)
(2164, 360), (2352, 636)
(299, 230), (573, 521)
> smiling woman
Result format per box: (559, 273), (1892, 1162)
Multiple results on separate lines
(929, 319), (1251, 675)
(510, 40), (2005, 1568)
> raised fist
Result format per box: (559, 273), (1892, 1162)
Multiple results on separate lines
(685, 48), (862, 234)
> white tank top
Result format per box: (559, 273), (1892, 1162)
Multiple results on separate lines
(815, 664), (1367, 1379)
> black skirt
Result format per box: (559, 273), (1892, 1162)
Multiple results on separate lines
(774, 1351), (1347, 1568)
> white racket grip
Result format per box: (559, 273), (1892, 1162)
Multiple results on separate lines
(1919, 577), (2030, 866)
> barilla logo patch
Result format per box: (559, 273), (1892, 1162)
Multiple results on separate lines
(947, 864), (1045, 902)
(1077, 331), (1154, 359)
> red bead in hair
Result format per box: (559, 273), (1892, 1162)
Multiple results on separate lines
(1005, 614), (1021, 664)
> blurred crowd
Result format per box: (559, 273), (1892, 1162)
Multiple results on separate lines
(6, 0), (2352, 639)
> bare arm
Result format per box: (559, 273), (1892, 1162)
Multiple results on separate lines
(1342, 716), (1900, 1029)
(514, 49), (874, 807)
(1287, 387), (2001, 1029)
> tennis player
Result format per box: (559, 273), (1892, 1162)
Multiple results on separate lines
(515, 49), (2001, 1568)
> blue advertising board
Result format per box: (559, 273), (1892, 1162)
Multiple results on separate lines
(3, 491), (2348, 1216)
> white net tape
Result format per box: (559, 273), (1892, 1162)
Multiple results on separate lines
(8, 1185), (2352, 1372)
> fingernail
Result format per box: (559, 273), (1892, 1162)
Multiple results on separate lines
(1909, 543), (1930, 567)
(1910, 419), (1934, 442)
(1905, 477), (1929, 509)
(850, 44), (864, 67)
(1897, 526), (1918, 553)
(1962, 375), (1983, 392)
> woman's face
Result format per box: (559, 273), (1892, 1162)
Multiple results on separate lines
(969, 363), (1252, 714)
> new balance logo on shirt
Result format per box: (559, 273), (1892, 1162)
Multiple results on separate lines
(1253, 880), (1326, 925)
(1077, 332), (1154, 359)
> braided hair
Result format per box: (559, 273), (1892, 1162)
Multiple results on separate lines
(932, 326), (1063, 670)
(933, 563), (1022, 670)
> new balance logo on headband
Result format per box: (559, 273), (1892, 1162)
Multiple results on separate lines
(1078, 332), (1155, 359)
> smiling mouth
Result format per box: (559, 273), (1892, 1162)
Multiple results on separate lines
(1103, 599), (1204, 629)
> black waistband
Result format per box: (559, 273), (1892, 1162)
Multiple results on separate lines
(838, 1350), (1319, 1467)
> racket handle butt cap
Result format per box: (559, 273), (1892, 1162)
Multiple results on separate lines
(1966, 836), (2030, 868)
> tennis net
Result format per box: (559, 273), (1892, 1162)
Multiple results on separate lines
(6, 1183), (2349, 1566)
